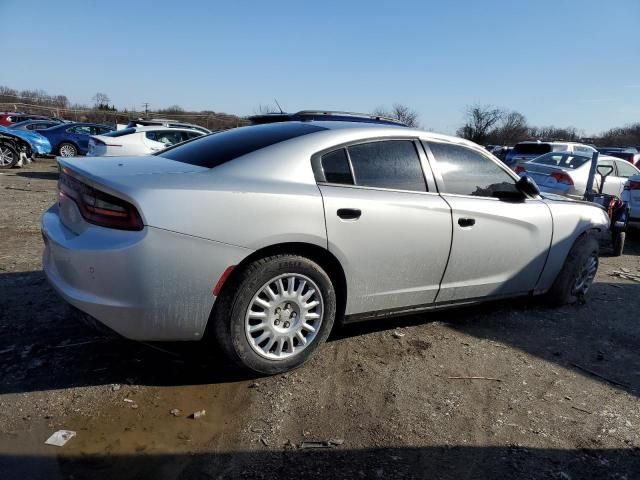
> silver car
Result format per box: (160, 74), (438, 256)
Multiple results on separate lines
(517, 152), (640, 199)
(42, 121), (609, 374)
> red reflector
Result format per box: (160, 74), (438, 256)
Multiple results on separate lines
(213, 266), (235, 297)
(629, 180), (640, 190)
(514, 166), (525, 174)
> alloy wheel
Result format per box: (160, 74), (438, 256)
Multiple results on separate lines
(244, 273), (324, 360)
(571, 253), (598, 296)
(59, 144), (77, 157)
(0, 145), (16, 167)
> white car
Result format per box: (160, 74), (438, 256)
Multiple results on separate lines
(87, 126), (205, 156)
(624, 174), (640, 223)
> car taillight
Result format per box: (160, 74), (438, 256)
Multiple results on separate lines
(58, 170), (143, 230)
(514, 166), (525, 174)
(628, 180), (640, 190)
(550, 171), (574, 185)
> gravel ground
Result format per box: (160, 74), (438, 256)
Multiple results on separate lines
(1, 159), (639, 479)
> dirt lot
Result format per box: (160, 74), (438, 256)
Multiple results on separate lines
(1, 158), (639, 479)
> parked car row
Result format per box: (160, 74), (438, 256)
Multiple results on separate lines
(0, 111), (212, 168)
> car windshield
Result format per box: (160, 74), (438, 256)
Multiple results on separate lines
(531, 152), (590, 169)
(513, 143), (552, 155)
(158, 122), (327, 168)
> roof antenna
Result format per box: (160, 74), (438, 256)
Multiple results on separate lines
(274, 98), (285, 114)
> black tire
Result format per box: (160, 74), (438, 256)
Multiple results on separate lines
(612, 231), (625, 257)
(58, 142), (78, 157)
(210, 254), (336, 374)
(545, 233), (599, 305)
(0, 142), (19, 169)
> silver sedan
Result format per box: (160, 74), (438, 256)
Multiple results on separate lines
(516, 151), (640, 199)
(42, 121), (609, 374)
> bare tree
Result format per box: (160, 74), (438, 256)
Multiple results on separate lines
(254, 103), (280, 114)
(488, 110), (529, 145)
(92, 92), (110, 108)
(373, 103), (420, 127)
(456, 104), (504, 145)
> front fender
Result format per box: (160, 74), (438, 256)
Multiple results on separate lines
(535, 200), (609, 292)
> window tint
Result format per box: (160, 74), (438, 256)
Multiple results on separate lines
(513, 143), (551, 155)
(159, 122), (327, 168)
(69, 126), (91, 135)
(321, 149), (353, 184)
(347, 140), (426, 192)
(615, 159), (639, 178)
(186, 131), (203, 139)
(427, 141), (518, 197)
(146, 130), (184, 145)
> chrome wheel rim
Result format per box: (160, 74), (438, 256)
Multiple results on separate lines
(59, 144), (76, 157)
(572, 253), (598, 296)
(0, 146), (15, 166)
(245, 273), (324, 360)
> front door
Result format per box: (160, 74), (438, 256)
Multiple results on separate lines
(425, 140), (553, 302)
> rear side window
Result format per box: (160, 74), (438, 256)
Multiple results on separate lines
(159, 122), (327, 168)
(615, 159), (639, 178)
(428, 141), (517, 197)
(321, 149), (353, 184)
(347, 140), (426, 192)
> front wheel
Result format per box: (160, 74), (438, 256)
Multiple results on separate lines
(0, 143), (18, 169)
(58, 142), (78, 157)
(211, 255), (336, 374)
(545, 233), (599, 305)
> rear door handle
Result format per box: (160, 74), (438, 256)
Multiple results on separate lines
(458, 217), (475, 227)
(337, 208), (361, 220)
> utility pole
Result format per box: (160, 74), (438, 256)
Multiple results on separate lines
(142, 102), (150, 118)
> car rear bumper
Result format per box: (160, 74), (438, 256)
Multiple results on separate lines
(42, 203), (251, 341)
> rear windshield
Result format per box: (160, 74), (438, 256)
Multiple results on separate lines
(513, 143), (552, 155)
(531, 152), (590, 169)
(158, 122), (327, 168)
(103, 128), (136, 137)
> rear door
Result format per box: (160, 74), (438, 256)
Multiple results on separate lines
(317, 139), (452, 316)
(425, 141), (552, 302)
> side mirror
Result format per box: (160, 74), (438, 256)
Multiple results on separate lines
(516, 174), (540, 197)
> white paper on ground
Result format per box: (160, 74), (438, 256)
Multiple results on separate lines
(44, 430), (76, 447)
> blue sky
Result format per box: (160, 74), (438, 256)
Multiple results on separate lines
(1, 0), (638, 134)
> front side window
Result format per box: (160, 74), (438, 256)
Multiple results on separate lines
(321, 148), (353, 185)
(427, 141), (518, 197)
(347, 140), (426, 192)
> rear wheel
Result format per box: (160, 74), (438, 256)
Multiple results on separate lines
(58, 142), (77, 157)
(211, 255), (336, 374)
(0, 143), (18, 168)
(545, 233), (599, 305)
(612, 231), (625, 257)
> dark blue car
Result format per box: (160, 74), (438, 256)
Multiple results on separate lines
(38, 122), (115, 156)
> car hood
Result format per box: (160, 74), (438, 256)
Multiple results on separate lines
(540, 191), (607, 211)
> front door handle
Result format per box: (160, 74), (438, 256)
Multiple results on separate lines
(337, 208), (362, 220)
(458, 217), (475, 227)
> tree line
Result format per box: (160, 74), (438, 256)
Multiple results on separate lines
(456, 104), (638, 147)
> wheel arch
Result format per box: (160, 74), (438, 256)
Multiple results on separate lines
(208, 242), (348, 331)
(57, 140), (80, 155)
